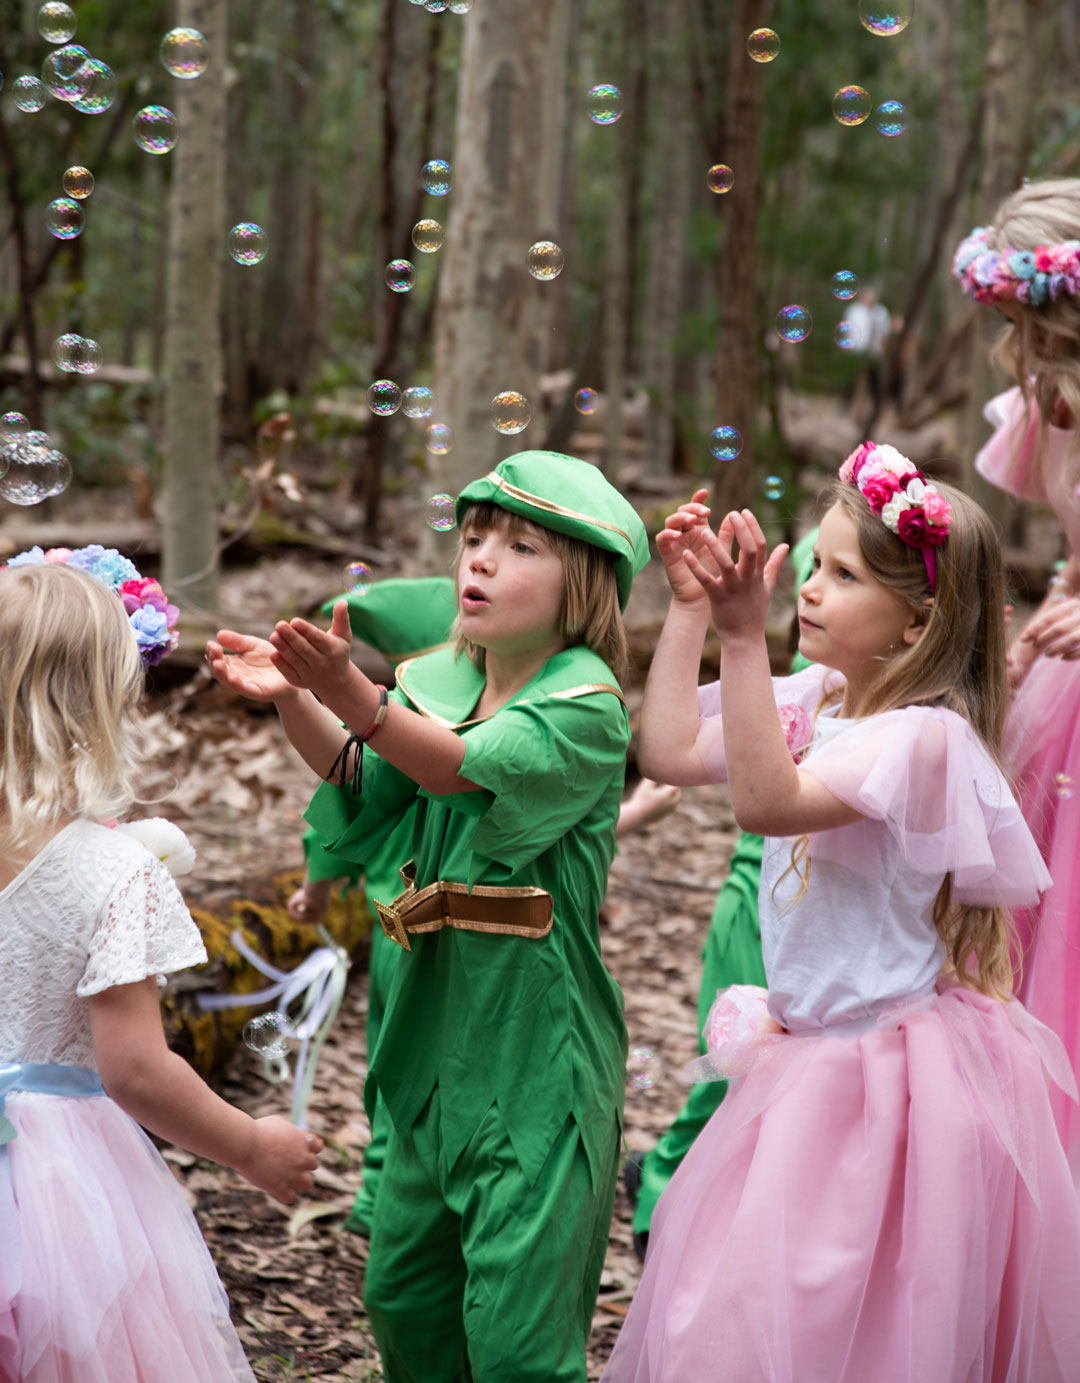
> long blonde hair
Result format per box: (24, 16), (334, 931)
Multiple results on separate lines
(781, 479), (1016, 998)
(0, 564), (145, 849)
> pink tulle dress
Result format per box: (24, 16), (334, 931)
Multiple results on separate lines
(601, 666), (1080, 1383)
(977, 385), (1080, 1183)
(0, 821), (255, 1383)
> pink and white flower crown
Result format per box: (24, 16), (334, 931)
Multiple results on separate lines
(953, 225), (1080, 308)
(838, 441), (952, 592)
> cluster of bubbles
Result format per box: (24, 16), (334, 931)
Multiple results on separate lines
(832, 85), (871, 127)
(242, 1011), (294, 1059)
(228, 223), (268, 266)
(367, 381), (438, 422)
(426, 493), (456, 531)
(707, 163), (734, 194)
(587, 84), (622, 125)
(1055, 772), (1074, 800)
(420, 159), (453, 196)
(627, 1046), (659, 1091)
(133, 105), (178, 155)
(0, 419), (72, 505)
(709, 426), (743, 462)
(574, 388), (598, 415)
(858, 2), (914, 37)
(160, 27), (209, 79)
(37, 43), (118, 114)
(386, 259), (416, 293)
(62, 165), (94, 199)
(426, 422), (453, 454)
(51, 333), (103, 375)
(875, 100), (907, 137)
(412, 219), (444, 253)
(46, 197), (84, 241)
(832, 270), (859, 300)
(527, 241), (564, 281)
(776, 304), (813, 344)
(747, 27), (780, 63)
(489, 391), (531, 436)
(37, 2), (77, 44)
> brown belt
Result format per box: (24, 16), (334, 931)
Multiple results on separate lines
(373, 861), (554, 951)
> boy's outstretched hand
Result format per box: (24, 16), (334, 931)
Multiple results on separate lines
(685, 508), (788, 642)
(207, 630), (296, 703)
(269, 599), (355, 705)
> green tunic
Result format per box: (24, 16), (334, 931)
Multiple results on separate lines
(304, 641), (631, 1190)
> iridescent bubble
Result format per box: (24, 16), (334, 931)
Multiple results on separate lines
(402, 385), (436, 419)
(775, 304), (812, 343)
(763, 475), (786, 501)
(425, 493), (456, 531)
(344, 561), (373, 596)
(875, 100), (906, 137)
(13, 77), (46, 113)
(242, 1011), (294, 1058)
(426, 422), (453, 455)
(51, 332), (83, 372)
(747, 27), (780, 62)
(160, 27), (209, 79)
(709, 426), (743, 461)
(858, 2), (914, 37)
(707, 163), (734, 194)
(62, 165), (94, 198)
(41, 44), (92, 101)
(834, 321), (859, 350)
(46, 198), (84, 241)
(574, 388), (598, 415)
(627, 1046), (659, 1091)
(47, 451), (72, 496)
(449, 0), (473, 11)
(832, 270), (859, 300)
(37, 2), (77, 43)
(1054, 772), (1073, 799)
(74, 336), (102, 375)
(587, 83), (623, 125)
(0, 435), (63, 506)
(412, 218), (444, 253)
(0, 412), (29, 439)
(420, 159), (453, 196)
(69, 60), (117, 115)
(426, 0), (448, 11)
(228, 223), (267, 265)
(385, 259), (415, 293)
(527, 240), (564, 281)
(368, 380), (401, 416)
(133, 105), (178, 154)
(489, 391), (531, 435)
(832, 85), (871, 127)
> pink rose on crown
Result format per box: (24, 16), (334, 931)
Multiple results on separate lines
(921, 489), (951, 526)
(838, 441), (875, 485)
(859, 470), (902, 510)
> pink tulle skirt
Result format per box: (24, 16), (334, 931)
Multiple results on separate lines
(0, 1092), (254, 1383)
(1007, 652), (1080, 1182)
(600, 987), (1080, 1383)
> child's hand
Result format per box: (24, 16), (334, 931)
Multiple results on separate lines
(207, 631), (297, 702)
(656, 490), (718, 605)
(288, 878), (333, 924)
(1020, 595), (1080, 660)
(269, 601), (355, 702)
(236, 1115), (323, 1205)
(685, 509), (788, 642)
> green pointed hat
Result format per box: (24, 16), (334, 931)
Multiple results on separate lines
(455, 451), (649, 608)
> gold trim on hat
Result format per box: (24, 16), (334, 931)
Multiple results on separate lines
(481, 471), (633, 547)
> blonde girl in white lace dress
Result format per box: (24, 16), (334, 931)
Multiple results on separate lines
(0, 562), (322, 1383)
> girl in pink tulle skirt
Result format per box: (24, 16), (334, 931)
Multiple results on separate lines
(953, 179), (1080, 1184)
(0, 561), (322, 1382)
(604, 448), (1080, 1383)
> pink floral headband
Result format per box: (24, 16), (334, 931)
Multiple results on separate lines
(838, 442), (951, 592)
(953, 225), (1080, 308)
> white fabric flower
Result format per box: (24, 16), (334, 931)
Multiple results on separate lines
(903, 477), (928, 503)
(880, 496), (905, 533)
(871, 444), (914, 477)
(115, 818), (196, 876)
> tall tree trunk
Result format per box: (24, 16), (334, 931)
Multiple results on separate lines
(163, 0), (227, 613)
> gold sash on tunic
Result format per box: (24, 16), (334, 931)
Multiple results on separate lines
(374, 861), (554, 951)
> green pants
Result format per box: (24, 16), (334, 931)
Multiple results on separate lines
(364, 1087), (620, 1383)
(346, 923), (399, 1233)
(632, 834), (766, 1237)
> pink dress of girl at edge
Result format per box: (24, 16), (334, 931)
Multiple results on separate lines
(600, 665), (1080, 1383)
(976, 383), (1080, 1187)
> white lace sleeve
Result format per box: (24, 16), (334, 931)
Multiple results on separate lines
(77, 854), (208, 996)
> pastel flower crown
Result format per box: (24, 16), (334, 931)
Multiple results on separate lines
(952, 225), (1080, 308)
(838, 441), (952, 591)
(2, 544), (179, 666)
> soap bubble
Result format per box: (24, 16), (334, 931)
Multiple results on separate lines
(763, 475), (786, 501)
(412, 218), (444, 253)
(385, 259), (415, 293)
(527, 240), (564, 281)
(420, 159), (452, 196)
(775, 304), (812, 343)
(0, 434), (63, 506)
(574, 388), (598, 415)
(489, 391), (531, 435)
(587, 83), (623, 125)
(344, 561), (373, 596)
(709, 426), (743, 461)
(160, 27), (209, 79)
(41, 44), (92, 101)
(242, 1011), (294, 1058)
(747, 28), (780, 62)
(834, 321), (859, 350)
(875, 100), (906, 137)
(46, 198), (84, 241)
(832, 270), (859, 300)
(425, 493), (456, 531)
(627, 1046), (659, 1091)
(133, 105), (178, 154)
(707, 163), (734, 194)
(832, 85), (871, 127)
(228, 223), (267, 265)
(0, 412), (29, 439)
(1054, 772), (1073, 799)
(37, 2), (76, 43)
(402, 385), (436, 418)
(858, 2), (914, 37)
(47, 451), (72, 496)
(426, 0), (448, 11)
(62, 165), (94, 198)
(74, 336), (102, 375)
(425, 422), (453, 454)
(13, 77), (46, 113)
(69, 60), (117, 114)
(449, 0), (473, 11)
(51, 332), (88, 372)
(368, 380), (402, 416)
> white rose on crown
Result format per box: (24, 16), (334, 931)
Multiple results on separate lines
(115, 818), (197, 876)
(868, 444), (913, 478)
(880, 495), (905, 534)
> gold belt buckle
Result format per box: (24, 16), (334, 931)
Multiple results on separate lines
(374, 861), (417, 951)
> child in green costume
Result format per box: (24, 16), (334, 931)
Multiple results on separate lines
(207, 451), (650, 1383)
